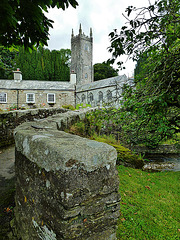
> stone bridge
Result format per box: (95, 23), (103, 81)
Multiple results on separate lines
(12, 108), (120, 239)
(0, 107), (68, 148)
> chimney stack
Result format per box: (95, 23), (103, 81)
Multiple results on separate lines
(13, 68), (22, 82)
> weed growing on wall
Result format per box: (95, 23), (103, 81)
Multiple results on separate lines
(75, 103), (92, 109)
(62, 104), (75, 111)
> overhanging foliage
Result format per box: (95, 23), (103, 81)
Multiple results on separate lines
(0, 0), (78, 48)
(106, 0), (180, 147)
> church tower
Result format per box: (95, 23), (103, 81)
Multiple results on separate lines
(71, 24), (93, 85)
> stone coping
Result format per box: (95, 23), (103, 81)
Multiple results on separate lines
(14, 108), (117, 172)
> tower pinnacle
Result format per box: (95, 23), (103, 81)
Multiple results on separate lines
(90, 28), (92, 37)
(79, 23), (82, 35)
(71, 29), (74, 37)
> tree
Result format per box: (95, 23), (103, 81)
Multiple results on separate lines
(15, 47), (71, 81)
(94, 61), (118, 81)
(109, 0), (180, 68)
(0, 46), (18, 79)
(108, 0), (180, 147)
(0, 0), (78, 49)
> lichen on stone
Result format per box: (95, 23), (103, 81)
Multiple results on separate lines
(32, 220), (57, 240)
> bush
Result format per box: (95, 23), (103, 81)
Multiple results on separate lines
(62, 104), (75, 111)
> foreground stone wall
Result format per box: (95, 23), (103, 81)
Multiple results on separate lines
(14, 110), (120, 239)
(0, 108), (68, 148)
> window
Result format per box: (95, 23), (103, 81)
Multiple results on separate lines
(84, 44), (89, 52)
(81, 94), (86, 103)
(26, 93), (35, 103)
(0, 93), (7, 103)
(47, 93), (55, 104)
(107, 90), (112, 101)
(99, 91), (103, 102)
(88, 92), (93, 103)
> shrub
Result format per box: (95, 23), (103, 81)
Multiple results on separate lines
(62, 104), (75, 110)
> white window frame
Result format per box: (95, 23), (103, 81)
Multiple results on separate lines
(0, 93), (7, 103)
(47, 93), (56, 104)
(26, 93), (35, 103)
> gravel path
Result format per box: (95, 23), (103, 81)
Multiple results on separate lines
(0, 145), (15, 239)
(0, 145), (15, 180)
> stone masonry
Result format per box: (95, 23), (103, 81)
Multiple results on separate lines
(13, 110), (120, 239)
(0, 107), (68, 148)
(71, 24), (93, 85)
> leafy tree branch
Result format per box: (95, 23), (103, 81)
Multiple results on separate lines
(0, 0), (78, 49)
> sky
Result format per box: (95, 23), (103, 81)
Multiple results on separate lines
(46, 0), (152, 77)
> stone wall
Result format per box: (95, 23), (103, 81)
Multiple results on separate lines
(133, 144), (180, 155)
(14, 109), (120, 239)
(0, 108), (68, 148)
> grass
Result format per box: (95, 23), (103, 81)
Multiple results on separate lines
(67, 124), (180, 238)
(116, 165), (180, 240)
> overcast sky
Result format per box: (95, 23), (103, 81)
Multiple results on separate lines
(46, 0), (152, 77)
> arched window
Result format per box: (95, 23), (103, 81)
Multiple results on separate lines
(81, 94), (86, 103)
(85, 73), (88, 79)
(107, 90), (112, 101)
(88, 92), (94, 103)
(99, 91), (103, 102)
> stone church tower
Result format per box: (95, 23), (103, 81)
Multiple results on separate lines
(71, 24), (93, 85)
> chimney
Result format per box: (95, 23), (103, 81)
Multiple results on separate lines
(13, 68), (22, 82)
(70, 70), (76, 85)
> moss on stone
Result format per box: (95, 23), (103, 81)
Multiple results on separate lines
(93, 136), (144, 169)
(111, 144), (144, 168)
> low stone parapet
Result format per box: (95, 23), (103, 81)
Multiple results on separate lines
(0, 108), (68, 148)
(132, 144), (180, 155)
(14, 113), (120, 239)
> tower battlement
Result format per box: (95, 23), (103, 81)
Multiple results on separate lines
(71, 24), (93, 40)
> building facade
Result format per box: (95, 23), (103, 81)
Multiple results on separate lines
(0, 25), (133, 110)
(0, 71), (75, 110)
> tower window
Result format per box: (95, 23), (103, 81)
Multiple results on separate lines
(85, 73), (88, 79)
(85, 44), (89, 52)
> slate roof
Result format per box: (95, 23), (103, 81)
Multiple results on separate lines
(0, 80), (75, 91)
(0, 75), (133, 92)
(76, 75), (130, 92)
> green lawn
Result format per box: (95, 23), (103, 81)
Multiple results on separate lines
(117, 166), (180, 240)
